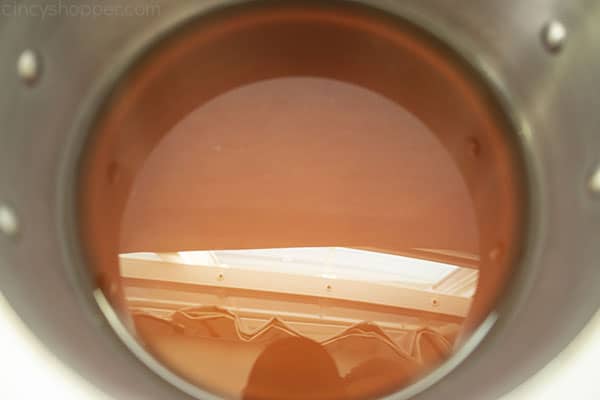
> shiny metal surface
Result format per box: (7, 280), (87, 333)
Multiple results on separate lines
(0, 1), (599, 400)
(0, 204), (19, 237)
(541, 20), (567, 52)
(589, 166), (600, 194)
(16, 48), (40, 85)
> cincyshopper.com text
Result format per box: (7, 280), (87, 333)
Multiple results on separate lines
(1, 1), (161, 19)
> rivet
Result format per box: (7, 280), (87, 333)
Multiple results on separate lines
(466, 137), (481, 158)
(489, 244), (504, 262)
(17, 49), (40, 84)
(542, 20), (567, 53)
(0, 204), (19, 237)
(326, 284), (332, 292)
(589, 166), (600, 194)
(107, 162), (121, 184)
(217, 273), (224, 282)
(431, 298), (440, 307)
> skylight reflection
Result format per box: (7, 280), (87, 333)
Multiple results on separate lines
(175, 247), (459, 286)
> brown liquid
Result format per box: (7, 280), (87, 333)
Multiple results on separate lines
(78, 3), (525, 399)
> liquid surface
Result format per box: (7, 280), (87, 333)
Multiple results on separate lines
(117, 78), (478, 399)
(78, 5), (525, 398)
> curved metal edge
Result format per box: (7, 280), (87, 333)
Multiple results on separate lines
(358, 3), (547, 399)
(53, 2), (246, 399)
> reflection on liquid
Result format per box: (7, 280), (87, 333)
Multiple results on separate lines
(121, 248), (475, 398)
(101, 75), (490, 398)
(243, 337), (345, 400)
(119, 78), (480, 258)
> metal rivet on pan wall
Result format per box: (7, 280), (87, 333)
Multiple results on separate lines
(589, 166), (600, 195)
(0, 204), (19, 237)
(17, 49), (40, 84)
(541, 20), (567, 53)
